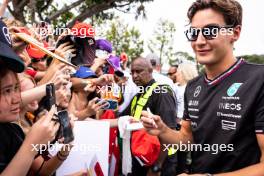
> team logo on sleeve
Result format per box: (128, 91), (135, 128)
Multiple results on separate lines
(227, 83), (243, 97)
(193, 86), (201, 97)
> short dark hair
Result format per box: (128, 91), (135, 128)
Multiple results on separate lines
(145, 53), (160, 67)
(131, 56), (153, 72)
(0, 60), (9, 78)
(187, 0), (243, 26)
(0, 59), (20, 99)
(150, 59), (157, 67)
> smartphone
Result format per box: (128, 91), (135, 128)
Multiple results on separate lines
(96, 99), (118, 110)
(102, 64), (110, 74)
(57, 110), (74, 144)
(33, 83), (56, 119)
(45, 83), (56, 111)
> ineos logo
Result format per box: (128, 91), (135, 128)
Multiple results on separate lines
(2, 27), (11, 45)
(193, 86), (201, 97)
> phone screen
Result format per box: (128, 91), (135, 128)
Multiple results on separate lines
(96, 99), (118, 110)
(45, 83), (56, 111)
(57, 110), (74, 143)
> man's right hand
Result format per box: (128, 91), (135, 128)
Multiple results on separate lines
(141, 110), (168, 137)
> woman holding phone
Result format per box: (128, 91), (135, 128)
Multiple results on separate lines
(0, 19), (59, 175)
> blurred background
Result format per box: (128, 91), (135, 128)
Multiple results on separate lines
(1, 0), (264, 73)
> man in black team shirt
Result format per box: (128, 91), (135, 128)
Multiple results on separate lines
(120, 57), (177, 176)
(141, 0), (264, 175)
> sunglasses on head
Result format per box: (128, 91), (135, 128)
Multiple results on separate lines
(167, 71), (176, 76)
(185, 24), (234, 41)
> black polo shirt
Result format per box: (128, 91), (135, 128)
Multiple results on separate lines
(120, 79), (177, 175)
(183, 58), (264, 173)
(120, 79), (177, 128)
(0, 123), (24, 173)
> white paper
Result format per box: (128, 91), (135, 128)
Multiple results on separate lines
(55, 121), (109, 176)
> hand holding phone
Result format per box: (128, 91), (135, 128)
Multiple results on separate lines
(35, 83), (56, 116)
(45, 83), (56, 111)
(56, 110), (74, 144)
(96, 98), (118, 110)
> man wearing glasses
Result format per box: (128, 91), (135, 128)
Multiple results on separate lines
(141, 0), (264, 175)
(167, 65), (178, 84)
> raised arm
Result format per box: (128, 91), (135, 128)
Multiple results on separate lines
(0, 0), (9, 17)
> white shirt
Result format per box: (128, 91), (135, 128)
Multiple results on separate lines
(175, 84), (187, 118)
(152, 71), (175, 90)
(118, 73), (139, 113)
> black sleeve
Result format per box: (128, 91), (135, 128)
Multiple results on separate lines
(0, 137), (8, 173)
(183, 83), (191, 121)
(0, 123), (24, 174)
(118, 100), (132, 117)
(0, 125), (11, 173)
(255, 83), (264, 134)
(150, 85), (177, 128)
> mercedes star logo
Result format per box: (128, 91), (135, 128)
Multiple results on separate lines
(194, 86), (201, 97)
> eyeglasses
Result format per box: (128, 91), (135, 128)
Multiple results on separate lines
(167, 72), (176, 76)
(185, 24), (234, 41)
(31, 57), (46, 63)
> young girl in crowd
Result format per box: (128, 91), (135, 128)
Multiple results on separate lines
(0, 58), (59, 175)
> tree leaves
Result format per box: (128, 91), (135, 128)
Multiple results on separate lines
(104, 18), (144, 60)
(8, 0), (153, 27)
(147, 19), (176, 65)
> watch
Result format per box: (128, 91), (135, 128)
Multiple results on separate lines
(151, 163), (161, 173)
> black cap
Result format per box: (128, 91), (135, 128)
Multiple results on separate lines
(0, 20), (25, 73)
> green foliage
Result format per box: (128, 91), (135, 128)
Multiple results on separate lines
(169, 51), (194, 65)
(148, 19), (176, 64)
(241, 55), (264, 64)
(58, 11), (75, 27)
(9, 0), (153, 28)
(85, 0), (105, 6)
(91, 12), (115, 26)
(104, 18), (144, 60)
(45, 4), (59, 26)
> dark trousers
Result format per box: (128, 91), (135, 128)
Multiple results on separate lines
(129, 154), (178, 176)
(129, 156), (150, 176)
